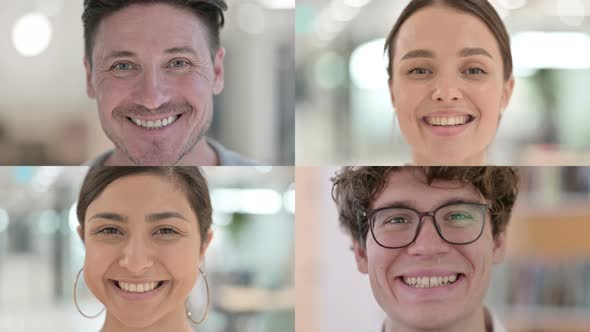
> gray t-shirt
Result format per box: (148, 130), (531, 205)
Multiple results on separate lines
(86, 138), (258, 166)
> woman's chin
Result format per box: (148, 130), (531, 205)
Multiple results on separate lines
(114, 313), (159, 328)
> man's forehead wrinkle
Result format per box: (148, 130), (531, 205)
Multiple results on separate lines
(90, 4), (214, 65)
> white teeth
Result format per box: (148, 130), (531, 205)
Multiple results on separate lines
(426, 116), (470, 126)
(118, 281), (159, 293)
(402, 274), (459, 288)
(130, 115), (179, 130)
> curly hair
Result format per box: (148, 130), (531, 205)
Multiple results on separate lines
(331, 167), (519, 246)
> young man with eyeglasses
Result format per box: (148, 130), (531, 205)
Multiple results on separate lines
(331, 167), (518, 332)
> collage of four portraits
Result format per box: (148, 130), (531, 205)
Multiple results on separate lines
(0, 0), (590, 332)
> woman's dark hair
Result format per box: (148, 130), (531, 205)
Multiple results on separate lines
(77, 166), (212, 244)
(82, 0), (227, 65)
(332, 167), (519, 246)
(385, 0), (513, 81)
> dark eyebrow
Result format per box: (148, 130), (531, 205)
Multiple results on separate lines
(372, 197), (483, 212)
(372, 200), (419, 211)
(104, 50), (136, 62)
(459, 47), (493, 59)
(88, 211), (190, 223)
(88, 212), (128, 223)
(164, 46), (198, 56)
(146, 212), (190, 223)
(401, 49), (435, 61)
(101, 47), (197, 64)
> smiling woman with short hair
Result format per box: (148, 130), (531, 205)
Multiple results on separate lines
(74, 166), (213, 332)
(385, 0), (515, 165)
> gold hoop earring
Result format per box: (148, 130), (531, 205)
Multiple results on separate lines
(186, 267), (210, 325)
(74, 268), (105, 319)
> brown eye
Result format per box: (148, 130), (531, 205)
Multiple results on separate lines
(409, 67), (432, 75)
(97, 227), (122, 235)
(464, 67), (486, 75)
(154, 227), (179, 235)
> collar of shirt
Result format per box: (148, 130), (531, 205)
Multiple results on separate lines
(380, 307), (506, 332)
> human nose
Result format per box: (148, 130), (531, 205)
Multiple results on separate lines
(119, 236), (154, 274)
(406, 215), (450, 256)
(133, 67), (171, 110)
(431, 73), (463, 102)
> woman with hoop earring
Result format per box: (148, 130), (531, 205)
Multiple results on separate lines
(73, 166), (213, 332)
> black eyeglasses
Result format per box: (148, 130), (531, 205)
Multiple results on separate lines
(365, 202), (488, 249)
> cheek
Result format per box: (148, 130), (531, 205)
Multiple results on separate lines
(159, 245), (199, 294)
(469, 83), (503, 123)
(160, 239), (201, 273)
(393, 80), (426, 115)
(83, 243), (116, 294)
(367, 245), (398, 281)
(174, 74), (212, 102)
(95, 78), (130, 113)
(463, 235), (495, 279)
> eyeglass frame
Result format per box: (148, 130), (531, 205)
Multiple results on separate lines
(362, 201), (490, 249)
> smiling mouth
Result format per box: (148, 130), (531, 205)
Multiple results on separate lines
(423, 115), (474, 127)
(400, 273), (464, 289)
(127, 115), (182, 130)
(112, 280), (167, 293)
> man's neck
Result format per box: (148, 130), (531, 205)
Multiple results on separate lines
(383, 306), (488, 332)
(100, 307), (194, 332)
(105, 139), (219, 166)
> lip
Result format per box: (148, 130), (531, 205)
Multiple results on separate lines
(109, 279), (169, 302)
(123, 113), (184, 135)
(396, 268), (463, 278)
(125, 112), (183, 122)
(393, 273), (466, 302)
(420, 111), (476, 137)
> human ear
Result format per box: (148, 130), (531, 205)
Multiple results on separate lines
(212, 47), (225, 95)
(492, 231), (507, 264)
(199, 229), (214, 259)
(353, 241), (369, 274)
(500, 76), (515, 112)
(388, 78), (396, 109)
(76, 225), (84, 243)
(84, 57), (96, 99)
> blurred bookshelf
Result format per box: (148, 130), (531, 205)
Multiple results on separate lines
(492, 167), (590, 332)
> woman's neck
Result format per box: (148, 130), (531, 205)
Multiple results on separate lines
(100, 306), (193, 332)
(383, 306), (488, 332)
(412, 150), (487, 166)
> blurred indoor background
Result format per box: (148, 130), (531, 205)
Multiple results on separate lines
(0, 166), (294, 332)
(296, 166), (590, 332)
(0, 0), (294, 165)
(296, 0), (590, 165)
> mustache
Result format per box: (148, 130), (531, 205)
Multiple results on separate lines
(113, 102), (192, 117)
